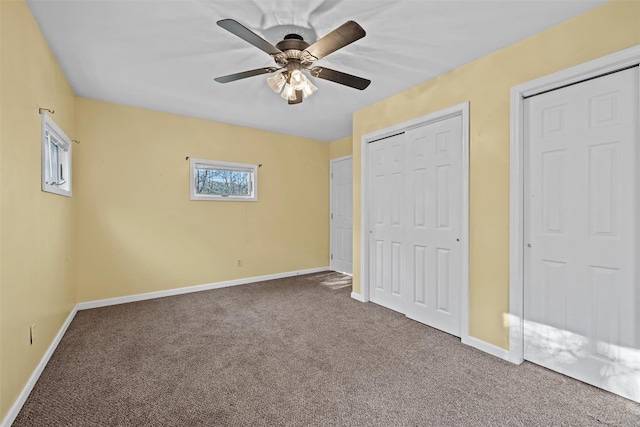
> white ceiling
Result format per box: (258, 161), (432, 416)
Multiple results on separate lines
(26, 0), (606, 142)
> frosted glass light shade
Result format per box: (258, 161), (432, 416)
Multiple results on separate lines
(281, 83), (297, 101)
(302, 79), (318, 98)
(269, 69), (317, 102)
(267, 72), (286, 93)
(290, 69), (304, 87)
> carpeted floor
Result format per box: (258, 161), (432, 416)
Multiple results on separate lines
(13, 272), (640, 426)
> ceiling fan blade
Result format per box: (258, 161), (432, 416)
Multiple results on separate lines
(309, 67), (371, 90)
(214, 67), (278, 83)
(288, 90), (303, 105)
(217, 19), (283, 56)
(302, 21), (365, 62)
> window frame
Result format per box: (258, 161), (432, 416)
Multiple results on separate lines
(189, 158), (258, 201)
(41, 113), (72, 197)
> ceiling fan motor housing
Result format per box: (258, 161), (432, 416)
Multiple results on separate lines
(275, 35), (310, 64)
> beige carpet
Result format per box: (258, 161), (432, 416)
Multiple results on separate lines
(13, 272), (640, 426)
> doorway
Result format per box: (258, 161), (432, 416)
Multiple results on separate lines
(330, 155), (353, 275)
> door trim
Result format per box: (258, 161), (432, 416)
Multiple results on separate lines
(330, 155), (353, 275)
(509, 44), (640, 364)
(360, 101), (470, 341)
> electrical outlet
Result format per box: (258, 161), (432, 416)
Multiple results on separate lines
(237, 259), (242, 267)
(30, 323), (36, 345)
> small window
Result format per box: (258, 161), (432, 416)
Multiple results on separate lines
(41, 113), (72, 197)
(190, 158), (257, 201)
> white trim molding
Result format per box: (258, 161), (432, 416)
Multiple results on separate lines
(509, 45), (640, 364)
(330, 155), (353, 163)
(463, 336), (511, 361)
(360, 102), (471, 341)
(350, 292), (366, 302)
(1, 306), (78, 427)
(77, 267), (330, 310)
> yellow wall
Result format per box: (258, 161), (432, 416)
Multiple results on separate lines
(352, 0), (640, 349)
(0, 0), (77, 419)
(74, 98), (329, 302)
(329, 136), (352, 159)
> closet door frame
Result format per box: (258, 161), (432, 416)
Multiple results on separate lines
(360, 102), (470, 343)
(509, 45), (640, 364)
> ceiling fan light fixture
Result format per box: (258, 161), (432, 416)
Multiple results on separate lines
(290, 69), (304, 87)
(281, 83), (297, 101)
(267, 72), (286, 93)
(291, 71), (310, 91)
(302, 79), (318, 98)
(287, 70), (317, 100)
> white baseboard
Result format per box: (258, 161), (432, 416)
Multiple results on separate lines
(77, 266), (330, 310)
(350, 292), (366, 302)
(330, 268), (353, 277)
(462, 335), (511, 362)
(354, 297), (513, 363)
(1, 306), (78, 427)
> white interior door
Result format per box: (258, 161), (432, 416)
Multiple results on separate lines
(368, 114), (463, 337)
(369, 133), (407, 313)
(524, 66), (639, 402)
(404, 116), (463, 336)
(330, 156), (353, 275)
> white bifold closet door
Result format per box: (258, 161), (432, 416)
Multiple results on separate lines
(524, 66), (639, 402)
(369, 115), (463, 337)
(369, 133), (408, 314)
(403, 116), (462, 336)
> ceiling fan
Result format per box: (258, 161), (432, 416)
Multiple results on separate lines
(214, 19), (371, 105)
